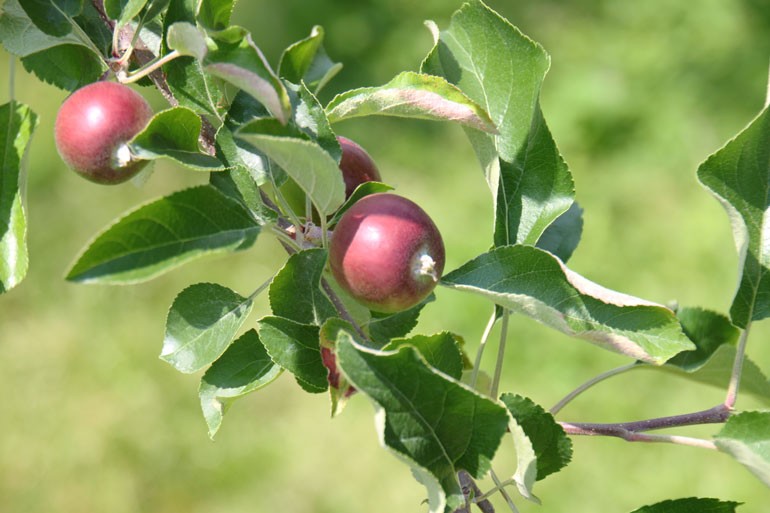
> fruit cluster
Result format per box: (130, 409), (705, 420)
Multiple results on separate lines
(54, 81), (445, 315)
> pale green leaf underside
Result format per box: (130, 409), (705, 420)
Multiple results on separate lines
(1, 102), (38, 294)
(199, 329), (282, 438)
(697, 107), (770, 328)
(715, 411), (770, 487)
(335, 330), (509, 512)
(161, 282), (254, 373)
(66, 185), (260, 284)
(441, 245), (694, 364)
(326, 71), (497, 133)
(240, 134), (345, 216)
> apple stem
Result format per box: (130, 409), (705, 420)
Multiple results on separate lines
(469, 309), (498, 390)
(724, 323), (751, 410)
(489, 309), (510, 399)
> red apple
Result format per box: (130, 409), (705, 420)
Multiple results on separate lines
(55, 81), (153, 184)
(329, 193), (445, 313)
(337, 136), (381, 197)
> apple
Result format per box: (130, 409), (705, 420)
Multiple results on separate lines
(54, 81), (153, 184)
(337, 136), (381, 198)
(329, 193), (445, 313)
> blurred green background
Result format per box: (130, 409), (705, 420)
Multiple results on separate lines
(2, 0), (770, 512)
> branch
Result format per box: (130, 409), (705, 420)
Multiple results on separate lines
(560, 403), (731, 448)
(456, 470), (495, 513)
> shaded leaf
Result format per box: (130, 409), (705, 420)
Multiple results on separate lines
(630, 498), (741, 513)
(697, 107), (770, 327)
(278, 25), (342, 93)
(535, 201), (583, 263)
(501, 394), (571, 502)
(441, 245), (694, 364)
(422, 0), (574, 247)
(196, 0), (234, 31)
(66, 185), (260, 284)
(162, 0), (224, 118)
(0, 0), (87, 57)
(104, 0), (146, 27)
(257, 316), (327, 393)
(335, 328), (509, 512)
(1, 102), (38, 294)
(161, 283), (254, 373)
(268, 248), (336, 326)
(715, 411), (770, 487)
(199, 329), (282, 438)
(327, 72), (497, 133)
(367, 294), (432, 347)
(21, 44), (106, 91)
(129, 107), (225, 171)
(18, 0), (82, 36)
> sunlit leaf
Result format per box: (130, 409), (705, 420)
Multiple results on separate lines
(715, 411), (770, 487)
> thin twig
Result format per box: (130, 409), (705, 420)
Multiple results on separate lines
(550, 363), (638, 415)
(470, 309), (498, 389)
(724, 324), (751, 409)
(489, 469), (519, 513)
(560, 424), (718, 450)
(490, 310), (510, 399)
(457, 470), (495, 513)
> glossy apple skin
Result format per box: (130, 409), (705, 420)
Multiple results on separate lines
(55, 81), (153, 184)
(329, 193), (445, 313)
(337, 136), (381, 197)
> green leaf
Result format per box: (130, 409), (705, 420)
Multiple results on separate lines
(104, 0), (147, 27)
(335, 328), (510, 513)
(129, 107), (225, 171)
(697, 107), (770, 328)
(715, 411), (770, 487)
(500, 394), (572, 502)
(383, 332), (464, 380)
(66, 185), (260, 284)
(161, 283), (254, 374)
(441, 245), (694, 364)
(21, 44), (106, 91)
(162, 0), (224, 118)
(197, 0), (234, 31)
(211, 126), (277, 224)
(204, 27), (292, 124)
(0, 0), (87, 57)
(268, 248), (337, 326)
(367, 295), (432, 347)
(238, 134), (345, 216)
(200, 329), (282, 438)
(141, 0), (170, 22)
(278, 25), (342, 94)
(18, 0), (82, 36)
(292, 82), (340, 159)
(422, 0), (574, 247)
(629, 498), (742, 513)
(256, 316), (328, 393)
(646, 308), (770, 405)
(327, 72), (497, 134)
(1, 102), (38, 294)
(535, 201), (583, 263)
(166, 21), (207, 59)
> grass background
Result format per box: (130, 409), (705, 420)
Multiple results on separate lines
(1, 0), (770, 511)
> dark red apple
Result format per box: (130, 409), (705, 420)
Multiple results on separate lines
(337, 136), (381, 197)
(329, 193), (445, 313)
(55, 81), (153, 184)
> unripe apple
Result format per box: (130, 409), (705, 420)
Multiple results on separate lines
(329, 193), (445, 313)
(55, 81), (153, 184)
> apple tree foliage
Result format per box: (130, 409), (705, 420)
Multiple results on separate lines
(1, 1), (769, 512)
